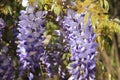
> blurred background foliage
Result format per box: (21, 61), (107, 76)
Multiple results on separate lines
(0, 0), (120, 80)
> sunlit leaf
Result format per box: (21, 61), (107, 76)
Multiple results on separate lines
(91, 16), (97, 29)
(103, 0), (109, 11)
(84, 12), (90, 26)
(100, 0), (104, 8)
(113, 18), (120, 24)
(53, 4), (62, 16)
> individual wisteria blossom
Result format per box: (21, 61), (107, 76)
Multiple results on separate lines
(17, 6), (47, 78)
(61, 9), (98, 80)
(0, 18), (5, 39)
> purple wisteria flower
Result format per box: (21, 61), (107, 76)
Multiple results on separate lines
(61, 9), (98, 80)
(0, 18), (14, 80)
(0, 18), (5, 39)
(0, 18), (14, 79)
(42, 38), (67, 78)
(0, 53), (14, 80)
(39, 29), (68, 78)
(17, 6), (47, 77)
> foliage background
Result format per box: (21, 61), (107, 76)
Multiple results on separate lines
(0, 0), (120, 80)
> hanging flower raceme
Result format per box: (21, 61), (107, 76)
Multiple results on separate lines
(61, 9), (98, 80)
(42, 35), (67, 78)
(17, 6), (47, 77)
(0, 18), (14, 80)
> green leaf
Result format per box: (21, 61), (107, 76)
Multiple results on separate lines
(113, 18), (120, 24)
(91, 16), (96, 29)
(38, 0), (45, 5)
(104, 0), (109, 11)
(37, 0), (43, 9)
(53, 4), (62, 16)
(44, 5), (49, 10)
(100, 0), (104, 8)
(46, 21), (59, 30)
(84, 12), (90, 26)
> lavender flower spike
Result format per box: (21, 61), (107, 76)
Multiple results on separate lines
(62, 9), (98, 80)
(0, 18), (14, 79)
(17, 6), (47, 77)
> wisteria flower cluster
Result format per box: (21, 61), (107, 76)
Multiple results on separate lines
(61, 9), (98, 80)
(0, 18), (14, 80)
(17, 6), (47, 77)
(43, 36), (67, 78)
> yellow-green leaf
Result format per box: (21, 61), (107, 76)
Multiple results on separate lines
(104, 0), (109, 11)
(84, 12), (90, 26)
(100, 0), (104, 8)
(91, 16), (97, 29)
(53, 4), (62, 16)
